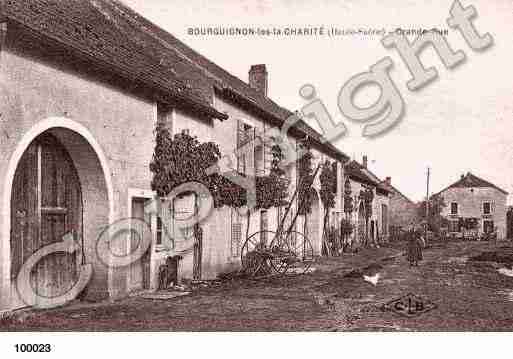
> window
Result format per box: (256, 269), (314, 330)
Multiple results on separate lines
(381, 204), (388, 234)
(449, 220), (460, 232)
(483, 220), (494, 234)
(260, 210), (268, 244)
(254, 144), (264, 176)
(451, 202), (458, 215)
(238, 153), (246, 176)
(332, 162), (338, 193)
(237, 121), (254, 147)
(231, 209), (242, 257)
(156, 216), (163, 245)
(157, 103), (173, 131)
(172, 193), (195, 240)
(483, 202), (491, 215)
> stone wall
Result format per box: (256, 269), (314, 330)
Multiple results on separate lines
(388, 190), (418, 229)
(440, 186), (507, 239)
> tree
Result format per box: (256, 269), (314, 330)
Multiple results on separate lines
(267, 144), (290, 208)
(247, 144), (290, 242)
(340, 218), (354, 252)
(296, 142), (314, 237)
(359, 187), (374, 246)
(320, 160), (336, 255)
(417, 194), (446, 234)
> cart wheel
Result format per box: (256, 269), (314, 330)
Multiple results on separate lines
(240, 230), (276, 276)
(269, 230), (314, 275)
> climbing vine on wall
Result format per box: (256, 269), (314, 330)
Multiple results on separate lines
(150, 124), (289, 213)
(359, 187), (375, 245)
(297, 141), (314, 216)
(320, 160), (337, 255)
(258, 144), (289, 209)
(320, 160), (336, 212)
(150, 124), (226, 206)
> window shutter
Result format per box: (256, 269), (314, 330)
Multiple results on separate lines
(263, 124), (272, 175)
(236, 120), (243, 174)
(260, 210), (268, 243)
(231, 223), (242, 257)
(236, 119), (242, 147)
(231, 208), (242, 257)
(332, 162), (338, 193)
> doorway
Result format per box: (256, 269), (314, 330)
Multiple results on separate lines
(10, 133), (82, 301)
(129, 198), (151, 291)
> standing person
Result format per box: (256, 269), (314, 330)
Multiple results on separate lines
(406, 223), (423, 266)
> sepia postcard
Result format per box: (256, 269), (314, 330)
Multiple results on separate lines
(0, 0), (512, 356)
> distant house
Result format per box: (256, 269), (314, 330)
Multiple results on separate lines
(381, 177), (418, 230)
(436, 172), (508, 239)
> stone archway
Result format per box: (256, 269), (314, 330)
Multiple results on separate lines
(2, 118), (114, 310)
(11, 132), (83, 305)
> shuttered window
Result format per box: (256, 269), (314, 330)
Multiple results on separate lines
(260, 210), (268, 244)
(231, 223), (242, 257)
(483, 202), (491, 215)
(483, 220), (494, 234)
(157, 103), (173, 132)
(255, 144), (264, 176)
(231, 209), (242, 257)
(449, 220), (459, 232)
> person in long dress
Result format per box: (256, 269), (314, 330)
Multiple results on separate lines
(406, 224), (423, 266)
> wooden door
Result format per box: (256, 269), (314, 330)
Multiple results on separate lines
(11, 133), (82, 301)
(129, 198), (151, 291)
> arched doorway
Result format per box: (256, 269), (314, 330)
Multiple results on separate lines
(10, 133), (82, 301)
(2, 118), (114, 309)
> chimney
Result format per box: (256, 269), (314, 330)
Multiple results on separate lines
(385, 176), (391, 185)
(362, 155), (368, 169)
(461, 174), (465, 180)
(249, 64), (268, 96)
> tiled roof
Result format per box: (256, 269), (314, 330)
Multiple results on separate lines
(104, 0), (349, 161)
(345, 160), (390, 195)
(438, 172), (508, 195)
(345, 160), (379, 186)
(4, 0), (348, 161)
(381, 181), (414, 203)
(3, 0), (227, 120)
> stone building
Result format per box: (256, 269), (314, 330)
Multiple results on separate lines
(436, 172), (508, 239)
(381, 177), (418, 230)
(0, 0), (348, 311)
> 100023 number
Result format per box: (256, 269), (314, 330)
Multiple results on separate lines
(14, 344), (51, 353)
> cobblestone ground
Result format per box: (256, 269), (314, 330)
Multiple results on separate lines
(2, 241), (513, 331)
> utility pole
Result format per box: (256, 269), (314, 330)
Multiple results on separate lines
(425, 167), (430, 243)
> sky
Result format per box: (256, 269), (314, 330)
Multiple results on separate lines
(123, 0), (513, 203)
